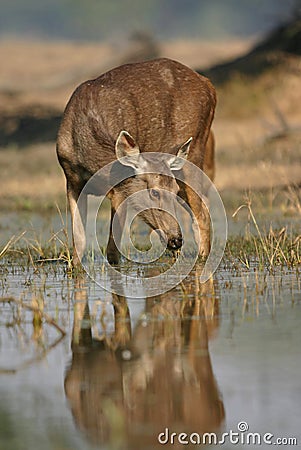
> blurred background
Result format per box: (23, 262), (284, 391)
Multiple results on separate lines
(0, 0), (300, 216)
(0, 0), (297, 41)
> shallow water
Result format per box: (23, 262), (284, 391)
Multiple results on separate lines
(0, 260), (300, 450)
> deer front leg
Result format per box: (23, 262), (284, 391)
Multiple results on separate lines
(67, 183), (87, 266)
(106, 192), (127, 265)
(185, 185), (211, 258)
(72, 275), (91, 347)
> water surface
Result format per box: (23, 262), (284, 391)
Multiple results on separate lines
(0, 260), (300, 449)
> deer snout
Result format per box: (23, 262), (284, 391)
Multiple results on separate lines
(167, 235), (183, 250)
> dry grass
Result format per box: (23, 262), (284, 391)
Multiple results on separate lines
(0, 37), (300, 211)
(213, 57), (301, 193)
(231, 199), (301, 269)
(0, 232), (26, 259)
(1, 134), (299, 211)
(0, 143), (65, 210)
(215, 129), (301, 191)
(0, 37), (253, 113)
(161, 38), (255, 70)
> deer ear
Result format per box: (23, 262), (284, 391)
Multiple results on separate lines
(115, 130), (143, 171)
(169, 137), (192, 170)
(115, 131), (140, 159)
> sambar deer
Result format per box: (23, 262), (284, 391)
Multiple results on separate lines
(56, 58), (216, 265)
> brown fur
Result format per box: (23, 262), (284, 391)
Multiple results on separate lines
(56, 58), (216, 264)
(204, 130), (215, 183)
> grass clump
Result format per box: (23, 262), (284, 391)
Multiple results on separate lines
(0, 206), (75, 275)
(0, 232), (26, 260)
(228, 199), (301, 270)
(1, 198), (300, 275)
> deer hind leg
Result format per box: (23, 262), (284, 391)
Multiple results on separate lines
(203, 130), (215, 185)
(67, 183), (87, 266)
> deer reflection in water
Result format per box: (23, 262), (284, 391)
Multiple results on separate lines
(64, 266), (225, 449)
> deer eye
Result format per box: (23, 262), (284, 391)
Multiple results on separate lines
(150, 189), (160, 199)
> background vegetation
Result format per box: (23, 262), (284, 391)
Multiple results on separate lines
(0, 0), (297, 41)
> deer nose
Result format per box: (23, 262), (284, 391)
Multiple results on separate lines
(167, 236), (183, 250)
